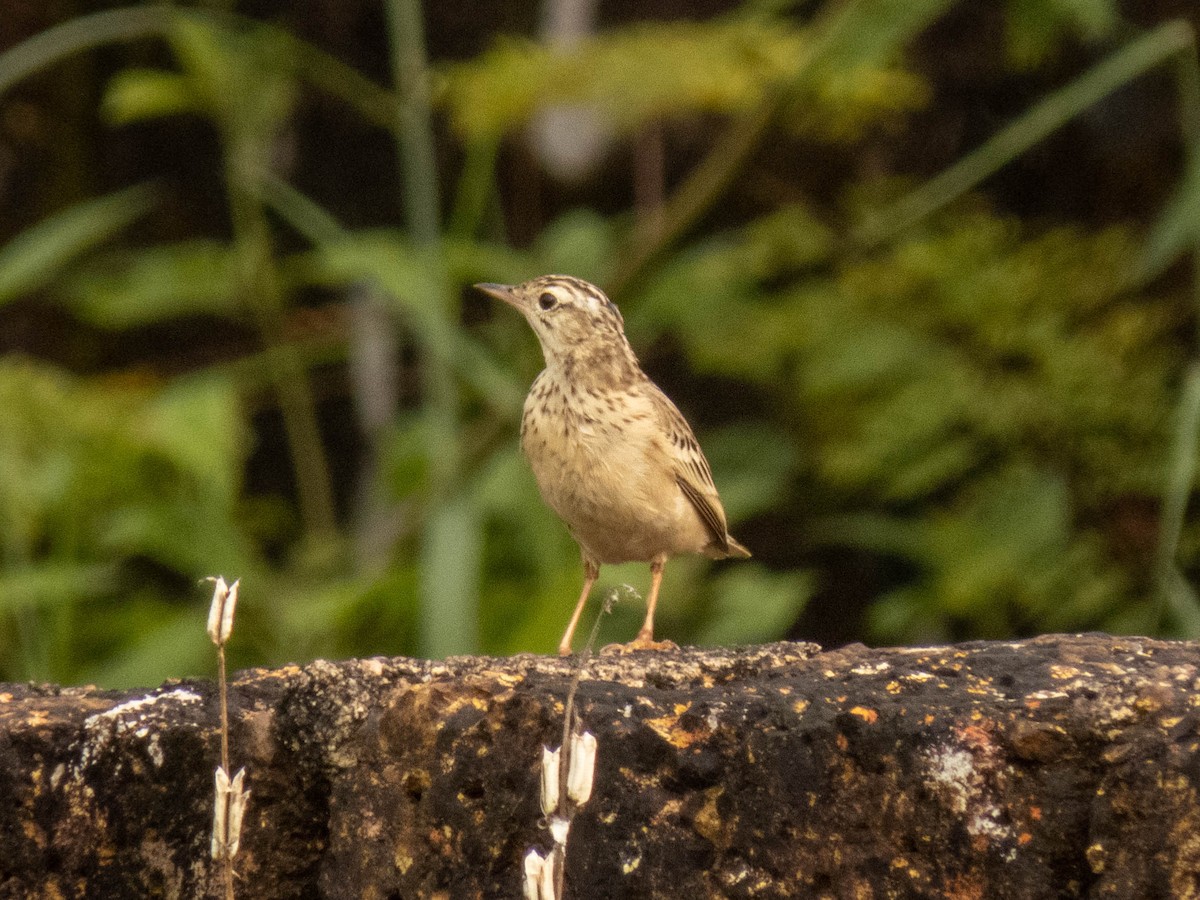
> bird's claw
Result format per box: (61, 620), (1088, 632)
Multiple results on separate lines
(600, 637), (680, 655)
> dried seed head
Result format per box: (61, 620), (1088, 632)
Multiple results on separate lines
(567, 731), (597, 805)
(538, 850), (561, 900)
(206, 577), (240, 646)
(523, 849), (546, 900)
(540, 745), (561, 816)
(211, 766), (250, 860)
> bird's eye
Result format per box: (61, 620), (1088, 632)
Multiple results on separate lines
(538, 292), (557, 311)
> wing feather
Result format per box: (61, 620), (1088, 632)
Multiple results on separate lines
(645, 382), (735, 552)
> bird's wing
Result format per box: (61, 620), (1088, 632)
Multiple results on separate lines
(645, 382), (733, 550)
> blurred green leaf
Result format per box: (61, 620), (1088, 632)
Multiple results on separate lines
(701, 424), (797, 523)
(167, 18), (297, 142)
(0, 359), (258, 681)
(441, 13), (931, 143)
(0, 562), (119, 613)
(102, 67), (196, 124)
(419, 490), (481, 657)
(1006, 0), (1119, 68)
(695, 566), (814, 646)
(311, 231), (525, 413)
(84, 606), (214, 689)
(1142, 149), (1200, 281)
(0, 185), (157, 306)
(59, 240), (240, 328)
(534, 210), (617, 285)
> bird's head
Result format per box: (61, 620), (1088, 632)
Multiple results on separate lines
(475, 275), (631, 370)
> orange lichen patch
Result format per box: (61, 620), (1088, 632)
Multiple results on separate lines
(24, 710), (50, 728)
(651, 798), (685, 826)
(792, 699), (810, 715)
(253, 664), (304, 681)
(1132, 690), (1165, 713)
(1049, 665), (1085, 680)
(886, 681), (903, 694)
(850, 707), (878, 724)
(836, 733), (849, 751)
(644, 704), (711, 749)
(1018, 832), (1033, 845)
(1030, 806), (1042, 820)
(693, 786), (730, 848)
(441, 694), (490, 718)
(21, 819), (44, 847)
(955, 723), (994, 749)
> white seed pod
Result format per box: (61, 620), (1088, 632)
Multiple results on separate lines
(523, 849), (546, 900)
(205, 577), (240, 645)
(211, 766), (250, 860)
(567, 731), (597, 805)
(539, 847), (561, 900)
(226, 767), (250, 858)
(540, 745), (561, 816)
(211, 766), (230, 859)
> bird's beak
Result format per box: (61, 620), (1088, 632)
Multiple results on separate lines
(474, 282), (522, 311)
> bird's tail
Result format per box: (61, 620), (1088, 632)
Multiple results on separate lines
(725, 536), (752, 559)
(705, 535), (752, 559)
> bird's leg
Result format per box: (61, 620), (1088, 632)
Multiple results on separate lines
(636, 555), (665, 644)
(559, 558), (599, 656)
(621, 553), (677, 652)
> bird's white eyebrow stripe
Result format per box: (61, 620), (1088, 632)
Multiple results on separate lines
(535, 274), (624, 323)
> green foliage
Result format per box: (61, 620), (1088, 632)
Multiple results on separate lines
(0, 0), (1196, 688)
(0, 359), (253, 681)
(60, 241), (241, 327)
(0, 186), (158, 306)
(1006, 0), (1119, 68)
(440, 16), (929, 142)
(636, 202), (1189, 640)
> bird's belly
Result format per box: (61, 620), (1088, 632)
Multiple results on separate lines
(522, 420), (709, 564)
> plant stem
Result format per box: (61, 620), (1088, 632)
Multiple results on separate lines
(385, 0), (441, 247)
(1154, 26), (1200, 634)
(217, 639), (234, 900)
(227, 164), (337, 543)
(385, 0), (480, 655)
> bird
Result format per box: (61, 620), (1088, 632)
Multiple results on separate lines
(475, 275), (750, 655)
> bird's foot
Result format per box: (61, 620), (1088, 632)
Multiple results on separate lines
(600, 636), (679, 654)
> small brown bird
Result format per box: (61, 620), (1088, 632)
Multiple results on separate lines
(476, 275), (750, 655)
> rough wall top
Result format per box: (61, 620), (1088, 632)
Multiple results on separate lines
(1, 635), (1198, 899)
